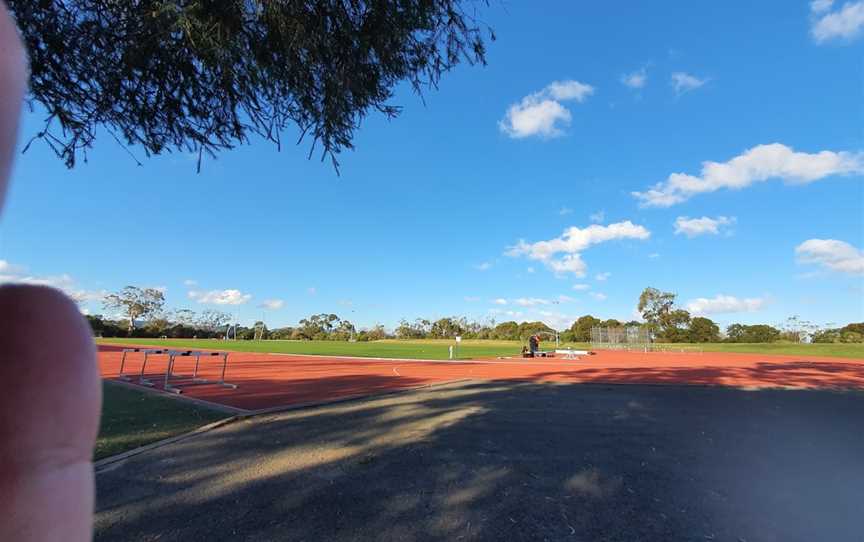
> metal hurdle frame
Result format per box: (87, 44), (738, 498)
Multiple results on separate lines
(163, 350), (238, 394)
(118, 348), (170, 386)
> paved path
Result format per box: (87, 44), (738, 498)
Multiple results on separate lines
(95, 381), (864, 541)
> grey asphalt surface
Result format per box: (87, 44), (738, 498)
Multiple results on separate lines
(94, 381), (864, 541)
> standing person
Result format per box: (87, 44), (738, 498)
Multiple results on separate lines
(528, 334), (539, 357)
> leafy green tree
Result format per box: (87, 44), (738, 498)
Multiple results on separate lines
(253, 320), (269, 341)
(492, 321), (519, 340)
(103, 286), (165, 335)
(725, 323), (781, 343)
(268, 326), (295, 340)
(8, 0), (493, 170)
(841, 331), (864, 343)
(85, 314), (127, 337)
(637, 287), (676, 330)
(171, 309), (197, 326)
(661, 309), (692, 342)
(569, 315), (600, 342)
(85, 314), (104, 336)
(365, 324), (388, 341)
(841, 323), (864, 335)
(396, 318), (431, 339)
(430, 317), (466, 338)
(558, 330), (576, 343)
(395, 320), (413, 339)
(197, 309), (232, 333)
(462, 318), (492, 339)
(144, 317), (170, 336)
(812, 323), (864, 344)
(636, 288), (694, 342)
(332, 319), (356, 341)
(298, 313), (341, 339)
(688, 317), (720, 343)
(516, 321), (554, 340)
(601, 319), (622, 328)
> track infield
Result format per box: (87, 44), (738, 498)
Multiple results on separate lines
(97, 344), (864, 412)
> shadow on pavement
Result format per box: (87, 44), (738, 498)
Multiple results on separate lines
(95, 380), (864, 541)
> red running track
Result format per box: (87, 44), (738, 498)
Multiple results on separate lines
(97, 344), (864, 412)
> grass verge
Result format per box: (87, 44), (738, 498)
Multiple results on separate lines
(96, 381), (227, 460)
(97, 337), (864, 359)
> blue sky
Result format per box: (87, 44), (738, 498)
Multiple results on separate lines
(1, 1), (862, 331)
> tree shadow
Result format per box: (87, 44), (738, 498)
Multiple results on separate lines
(527, 360), (864, 390)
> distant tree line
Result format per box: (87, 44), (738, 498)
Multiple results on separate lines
(87, 307), (236, 339)
(394, 317), (555, 341)
(88, 285), (862, 344)
(811, 323), (864, 344)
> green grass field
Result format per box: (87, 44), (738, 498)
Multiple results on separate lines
(98, 337), (864, 359)
(96, 381), (227, 460)
(99, 338), (550, 360)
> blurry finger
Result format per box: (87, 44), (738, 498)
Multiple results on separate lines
(0, 0), (26, 209)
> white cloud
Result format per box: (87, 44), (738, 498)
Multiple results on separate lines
(258, 299), (285, 310)
(559, 207), (573, 216)
(493, 298), (508, 305)
(526, 266), (536, 274)
(796, 238), (864, 275)
(648, 252), (661, 259)
(188, 289), (252, 305)
(67, 288), (110, 303)
(812, 1), (864, 42)
(0, 272), (75, 289)
(489, 308), (525, 319)
(183, 279), (198, 287)
(307, 287), (317, 295)
(671, 72), (708, 95)
(572, 283), (590, 291)
(499, 80), (595, 139)
(633, 143), (864, 207)
(674, 216), (736, 237)
(546, 254), (588, 276)
(811, 0), (835, 13)
(0, 260), (24, 274)
(545, 80), (595, 101)
(558, 295), (576, 303)
(506, 221), (650, 276)
(686, 294), (766, 315)
(533, 310), (577, 330)
(595, 272), (611, 281)
(474, 261), (492, 271)
(589, 210), (605, 223)
(621, 67), (647, 89)
(0, 262), (106, 305)
(590, 292), (608, 301)
(514, 297), (552, 307)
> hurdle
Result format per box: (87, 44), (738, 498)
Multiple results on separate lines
(118, 348), (170, 386)
(163, 350), (238, 394)
(555, 349), (589, 360)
